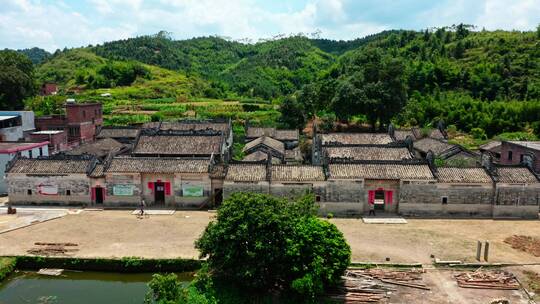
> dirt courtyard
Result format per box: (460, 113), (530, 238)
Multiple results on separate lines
(0, 210), (540, 265)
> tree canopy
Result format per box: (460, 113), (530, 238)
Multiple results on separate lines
(195, 192), (351, 298)
(0, 50), (35, 110)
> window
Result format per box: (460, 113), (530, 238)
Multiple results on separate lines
(507, 151), (513, 161)
(27, 189), (32, 195)
(315, 195), (321, 202)
(82, 110), (86, 118)
(39, 147), (43, 157)
(66, 190), (71, 196)
(520, 154), (524, 162)
(442, 197), (448, 204)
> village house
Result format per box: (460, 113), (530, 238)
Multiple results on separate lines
(96, 126), (140, 144)
(413, 137), (478, 167)
(6, 155), (96, 206)
(242, 136), (285, 163)
(66, 138), (128, 159)
(144, 119), (233, 152)
(0, 141), (49, 193)
(132, 129), (228, 160)
(498, 141), (540, 174)
(245, 127), (299, 149)
(27, 130), (68, 153)
(0, 111), (35, 141)
(35, 101), (103, 147)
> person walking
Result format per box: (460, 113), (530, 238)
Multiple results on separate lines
(368, 202), (376, 216)
(139, 199), (146, 217)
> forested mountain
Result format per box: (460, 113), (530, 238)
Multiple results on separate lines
(16, 47), (51, 65)
(4, 25), (540, 139)
(291, 25), (540, 137)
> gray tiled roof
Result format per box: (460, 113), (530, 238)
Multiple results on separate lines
(89, 163), (105, 177)
(243, 136), (285, 155)
(328, 163), (435, 180)
(246, 127), (299, 141)
(324, 146), (412, 161)
(413, 137), (455, 155)
(271, 165), (325, 181)
(507, 141), (540, 151)
(66, 138), (125, 157)
(479, 141), (502, 152)
(225, 164), (267, 182)
(321, 133), (393, 145)
(8, 158), (92, 174)
(496, 167), (539, 183)
(134, 135), (222, 155)
(159, 121), (230, 133)
(437, 167), (492, 183)
(243, 151), (269, 162)
(97, 127), (139, 139)
(393, 129), (418, 141)
(106, 157), (209, 173)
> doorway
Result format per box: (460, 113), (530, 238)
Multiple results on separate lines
(154, 182), (165, 205)
(213, 189), (223, 207)
(374, 190), (385, 211)
(95, 187), (104, 205)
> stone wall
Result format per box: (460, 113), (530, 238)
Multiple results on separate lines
(399, 182), (494, 217)
(8, 173), (91, 206)
(223, 181), (269, 198)
(320, 179), (365, 216)
(104, 173), (142, 207)
(493, 184), (540, 219)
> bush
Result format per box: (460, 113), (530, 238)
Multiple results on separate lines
(470, 127), (487, 140)
(195, 193), (350, 298)
(146, 273), (182, 304)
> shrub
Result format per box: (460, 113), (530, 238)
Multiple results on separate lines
(195, 193), (350, 298)
(470, 127), (487, 140)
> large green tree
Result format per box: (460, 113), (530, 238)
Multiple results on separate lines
(195, 193), (350, 298)
(0, 50), (35, 110)
(330, 48), (408, 129)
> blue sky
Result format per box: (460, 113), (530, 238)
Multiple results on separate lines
(1, 0), (539, 51)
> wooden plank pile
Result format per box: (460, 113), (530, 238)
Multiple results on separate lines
(27, 242), (79, 256)
(326, 268), (428, 303)
(454, 270), (519, 290)
(349, 268), (430, 290)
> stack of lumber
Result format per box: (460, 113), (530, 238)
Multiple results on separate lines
(348, 268), (430, 290)
(328, 273), (395, 303)
(454, 271), (519, 290)
(27, 242), (78, 256)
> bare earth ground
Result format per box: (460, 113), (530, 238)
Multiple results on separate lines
(1, 210), (539, 302)
(330, 218), (540, 264)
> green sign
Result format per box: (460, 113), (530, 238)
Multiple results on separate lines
(113, 184), (134, 196)
(182, 185), (203, 197)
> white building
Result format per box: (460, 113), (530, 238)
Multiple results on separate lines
(0, 141), (49, 193)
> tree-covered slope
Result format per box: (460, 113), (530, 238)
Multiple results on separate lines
(292, 25), (540, 137)
(16, 47), (51, 65)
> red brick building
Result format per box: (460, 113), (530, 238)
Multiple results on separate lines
(499, 141), (540, 173)
(28, 130), (68, 153)
(40, 83), (58, 96)
(34, 101), (103, 147)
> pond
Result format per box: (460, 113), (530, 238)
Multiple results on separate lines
(0, 271), (193, 304)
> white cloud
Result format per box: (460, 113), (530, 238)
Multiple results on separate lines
(0, 0), (538, 51)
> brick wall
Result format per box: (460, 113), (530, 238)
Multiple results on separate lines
(499, 142), (540, 173)
(8, 174), (91, 206)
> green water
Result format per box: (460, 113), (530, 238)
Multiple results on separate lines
(0, 271), (193, 304)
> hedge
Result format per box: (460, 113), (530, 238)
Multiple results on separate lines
(11, 256), (202, 273)
(0, 257), (16, 281)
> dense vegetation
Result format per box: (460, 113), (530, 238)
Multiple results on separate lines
(0, 50), (35, 110)
(16, 47), (51, 65)
(290, 25), (540, 137)
(145, 193), (351, 303)
(5, 25), (540, 141)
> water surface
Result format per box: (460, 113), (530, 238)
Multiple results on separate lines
(0, 271), (192, 304)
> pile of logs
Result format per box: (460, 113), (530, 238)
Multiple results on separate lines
(348, 268), (430, 290)
(27, 242), (79, 256)
(454, 270), (519, 290)
(326, 268), (429, 303)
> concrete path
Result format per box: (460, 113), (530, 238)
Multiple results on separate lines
(362, 216), (408, 224)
